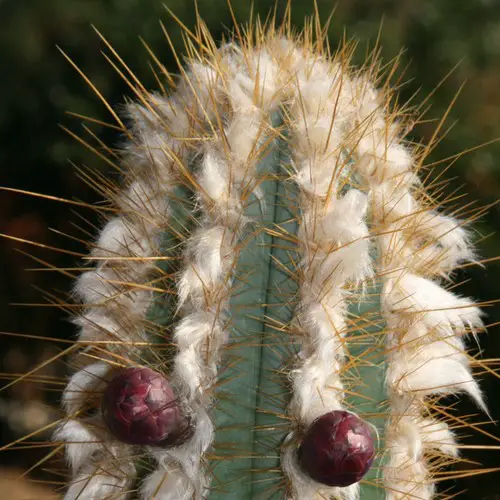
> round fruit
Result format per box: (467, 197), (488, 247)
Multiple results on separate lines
(298, 410), (375, 487)
(102, 367), (192, 446)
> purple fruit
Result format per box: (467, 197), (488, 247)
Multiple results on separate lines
(298, 410), (375, 487)
(102, 367), (192, 446)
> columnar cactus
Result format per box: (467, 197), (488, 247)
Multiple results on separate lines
(51, 16), (490, 500)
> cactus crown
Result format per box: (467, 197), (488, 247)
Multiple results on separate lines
(4, 9), (495, 500)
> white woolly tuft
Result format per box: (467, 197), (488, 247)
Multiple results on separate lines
(54, 420), (102, 473)
(177, 227), (236, 311)
(384, 421), (435, 500)
(419, 418), (458, 457)
(142, 406), (214, 499)
(140, 468), (192, 500)
(62, 362), (111, 415)
(64, 448), (136, 500)
(73, 308), (145, 344)
(282, 440), (360, 500)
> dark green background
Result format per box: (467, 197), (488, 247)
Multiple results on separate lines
(0, 1), (498, 498)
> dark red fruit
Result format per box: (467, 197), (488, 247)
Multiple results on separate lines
(298, 410), (375, 487)
(102, 367), (192, 446)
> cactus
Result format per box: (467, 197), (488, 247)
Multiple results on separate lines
(3, 10), (497, 500)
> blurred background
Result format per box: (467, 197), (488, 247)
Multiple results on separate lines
(0, 0), (499, 498)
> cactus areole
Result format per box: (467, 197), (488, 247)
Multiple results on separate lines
(102, 367), (192, 446)
(298, 411), (376, 487)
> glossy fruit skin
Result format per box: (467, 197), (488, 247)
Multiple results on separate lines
(297, 410), (375, 487)
(102, 367), (192, 446)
